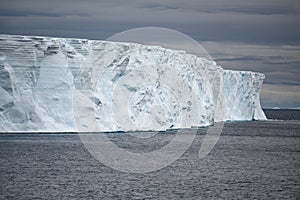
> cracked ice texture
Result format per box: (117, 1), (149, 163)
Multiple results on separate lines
(0, 34), (266, 132)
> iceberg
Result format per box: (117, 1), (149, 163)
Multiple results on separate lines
(0, 34), (266, 132)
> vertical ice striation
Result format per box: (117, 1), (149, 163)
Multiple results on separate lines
(0, 34), (266, 132)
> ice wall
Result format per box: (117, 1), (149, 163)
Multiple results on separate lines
(0, 34), (266, 132)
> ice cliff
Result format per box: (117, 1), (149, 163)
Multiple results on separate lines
(0, 34), (266, 132)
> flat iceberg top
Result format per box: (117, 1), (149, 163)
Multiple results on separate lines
(0, 34), (266, 132)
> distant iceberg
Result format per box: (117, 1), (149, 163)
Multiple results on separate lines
(272, 107), (281, 109)
(0, 34), (266, 132)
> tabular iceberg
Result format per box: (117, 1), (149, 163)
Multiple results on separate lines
(0, 34), (266, 132)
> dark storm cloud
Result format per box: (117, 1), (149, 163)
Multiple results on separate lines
(0, 10), (62, 17)
(139, 1), (300, 16)
(215, 56), (300, 65)
(215, 57), (265, 62)
(1, 0), (300, 43)
(137, 4), (181, 11)
(0, 0), (299, 108)
(0, 9), (89, 17)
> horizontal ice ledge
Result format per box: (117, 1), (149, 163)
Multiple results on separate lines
(0, 34), (266, 132)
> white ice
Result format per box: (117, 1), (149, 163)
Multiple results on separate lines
(0, 34), (266, 132)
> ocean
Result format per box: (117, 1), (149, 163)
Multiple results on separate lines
(0, 109), (299, 199)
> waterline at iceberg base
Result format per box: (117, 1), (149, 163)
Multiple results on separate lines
(0, 34), (266, 132)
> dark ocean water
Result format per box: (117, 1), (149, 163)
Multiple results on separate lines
(0, 110), (299, 199)
(264, 109), (300, 120)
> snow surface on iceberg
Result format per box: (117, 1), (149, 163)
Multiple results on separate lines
(0, 34), (266, 132)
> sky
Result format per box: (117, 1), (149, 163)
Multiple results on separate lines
(0, 0), (299, 108)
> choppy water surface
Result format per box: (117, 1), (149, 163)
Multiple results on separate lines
(0, 111), (299, 199)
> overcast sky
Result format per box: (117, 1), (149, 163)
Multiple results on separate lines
(0, 0), (299, 108)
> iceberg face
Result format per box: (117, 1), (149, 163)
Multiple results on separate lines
(0, 34), (266, 132)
